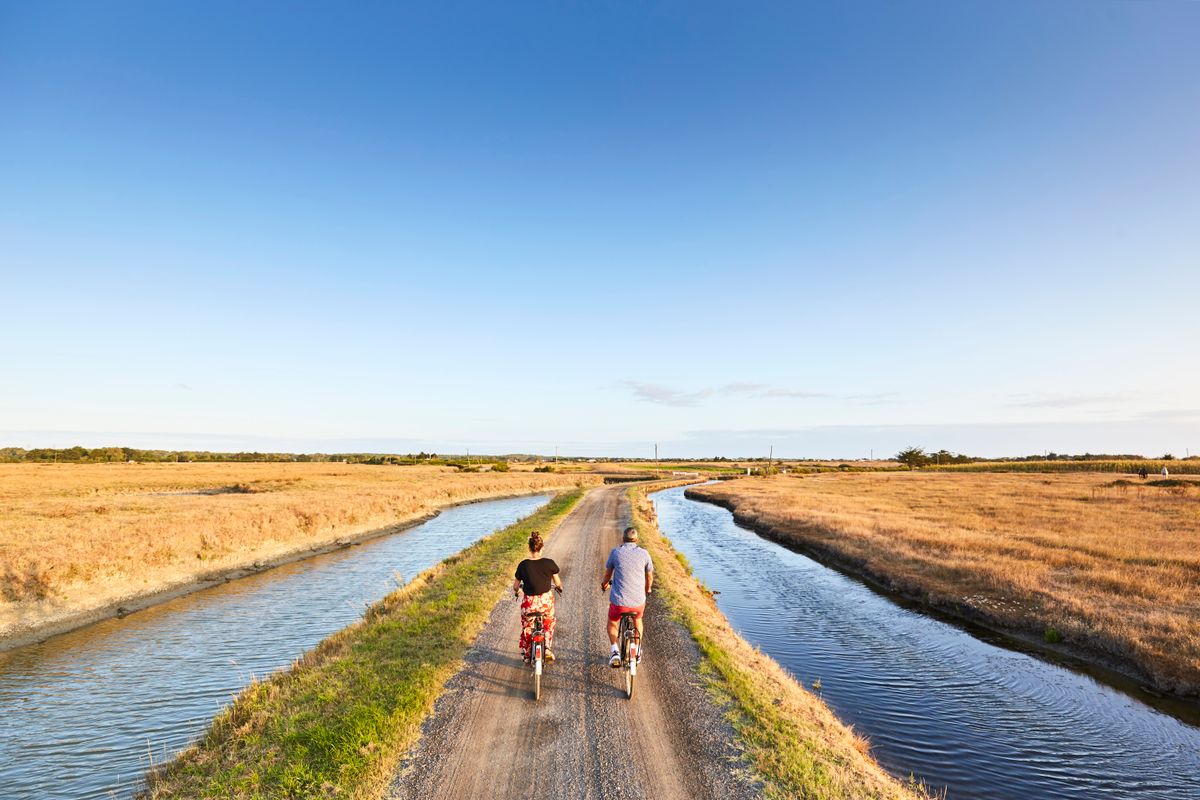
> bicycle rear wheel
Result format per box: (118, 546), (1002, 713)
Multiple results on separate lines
(533, 643), (543, 701)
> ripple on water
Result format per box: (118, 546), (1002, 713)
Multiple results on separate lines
(653, 486), (1200, 800)
(0, 493), (552, 800)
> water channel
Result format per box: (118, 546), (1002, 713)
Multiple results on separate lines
(0, 493), (552, 800)
(652, 485), (1199, 799)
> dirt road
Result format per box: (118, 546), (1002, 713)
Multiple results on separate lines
(388, 485), (757, 800)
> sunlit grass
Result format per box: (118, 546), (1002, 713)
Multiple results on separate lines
(0, 463), (595, 640)
(688, 472), (1200, 695)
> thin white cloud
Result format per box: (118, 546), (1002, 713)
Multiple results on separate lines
(844, 392), (900, 404)
(173, 383), (193, 391)
(759, 388), (830, 399)
(1006, 393), (1122, 409)
(1138, 408), (1200, 421)
(721, 382), (828, 399)
(720, 382), (770, 395)
(625, 380), (829, 405)
(623, 381), (714, 407)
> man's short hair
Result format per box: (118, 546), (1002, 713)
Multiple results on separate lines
(623, 526), (638, 541)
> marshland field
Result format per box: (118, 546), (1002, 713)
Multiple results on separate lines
(688, 471), (1200, 695)
(0, 462), (594, 645)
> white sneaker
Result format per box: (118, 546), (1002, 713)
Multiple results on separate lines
(609, 651), (621, 668)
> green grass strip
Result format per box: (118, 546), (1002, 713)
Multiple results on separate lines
(145, 489), (585, 800)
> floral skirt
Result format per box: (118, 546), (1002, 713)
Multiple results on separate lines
(519, 591), (556, 654)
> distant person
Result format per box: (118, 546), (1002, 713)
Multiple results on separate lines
(513, 531), (562, 663)
(600, 526), (654, 667)
(1139, 467), (1148, 480)
(1162, 465), (1170, 477)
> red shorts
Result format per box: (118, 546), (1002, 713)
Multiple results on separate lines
(608, 603), (645, 622)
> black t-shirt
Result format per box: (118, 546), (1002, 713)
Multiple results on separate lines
(515, 558), (560, 596)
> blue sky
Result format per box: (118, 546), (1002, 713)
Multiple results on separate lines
(2, 1), (1198, 458)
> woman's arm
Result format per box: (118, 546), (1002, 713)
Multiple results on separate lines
(552, 573), (563, 591)
(512, 578), (522, 597)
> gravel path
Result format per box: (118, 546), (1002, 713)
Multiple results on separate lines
(388, 485), (759, 800)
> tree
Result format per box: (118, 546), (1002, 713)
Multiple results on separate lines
(895, 446), (930, 470)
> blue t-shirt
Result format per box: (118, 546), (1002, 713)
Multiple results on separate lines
(605, 542), (654, 607)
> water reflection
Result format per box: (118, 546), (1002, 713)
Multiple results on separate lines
(0, 493), (552, 800)
(654, 486), (1200, 799)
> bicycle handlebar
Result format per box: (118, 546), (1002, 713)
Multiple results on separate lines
(514, 586), (565, 599)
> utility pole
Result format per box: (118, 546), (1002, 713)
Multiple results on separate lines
(655, 443), (660, 478)
(555, 445), (559, 467)
(466, 448), (470, 467)
(768, 445), (773, 476)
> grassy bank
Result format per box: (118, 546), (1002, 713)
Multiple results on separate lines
(142, 488), (585, 799)
(687, 473), (1200, 696)
(627, 484), (928, 800)
(1, 463), (594, 644)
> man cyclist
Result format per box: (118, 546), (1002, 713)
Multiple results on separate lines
(600, 525), (654, 667)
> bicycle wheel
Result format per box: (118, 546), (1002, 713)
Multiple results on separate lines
(623, 630), (637, 699)
(533, 643), (543, 701)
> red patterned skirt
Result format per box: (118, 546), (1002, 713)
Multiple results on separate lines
(519, 591), (556, 654)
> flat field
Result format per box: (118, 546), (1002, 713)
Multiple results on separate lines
(688, 472), (1200, 695)
(0, 463), (595, 644)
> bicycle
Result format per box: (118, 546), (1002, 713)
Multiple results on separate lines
(524, 611), (548, 701)
(616, 611), (640, 699)
(517, 584), (561, 701)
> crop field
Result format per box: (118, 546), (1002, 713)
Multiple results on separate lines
(0, 463), (595, 643)
(931, 459), (1200, 474)
(688, 472), (1200, 696)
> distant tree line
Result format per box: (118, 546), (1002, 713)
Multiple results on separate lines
(0, 446), (450, 465)
(893, 447), (978, 469)
(5, 445), (1191, 467)
(0, 446), (549, 470)
(895, 446), (1195, 470)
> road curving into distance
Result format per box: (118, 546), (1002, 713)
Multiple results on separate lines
(387, 485), (757, 800)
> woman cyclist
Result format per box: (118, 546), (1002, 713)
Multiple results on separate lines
(513, 531), (563, 664)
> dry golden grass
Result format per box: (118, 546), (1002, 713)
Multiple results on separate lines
(629, 484), (930, 799)
(689, 473), (1200, 695)
(0, 463), (596, 643)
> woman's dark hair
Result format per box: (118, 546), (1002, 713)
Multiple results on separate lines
(528, 531), (544, 553)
